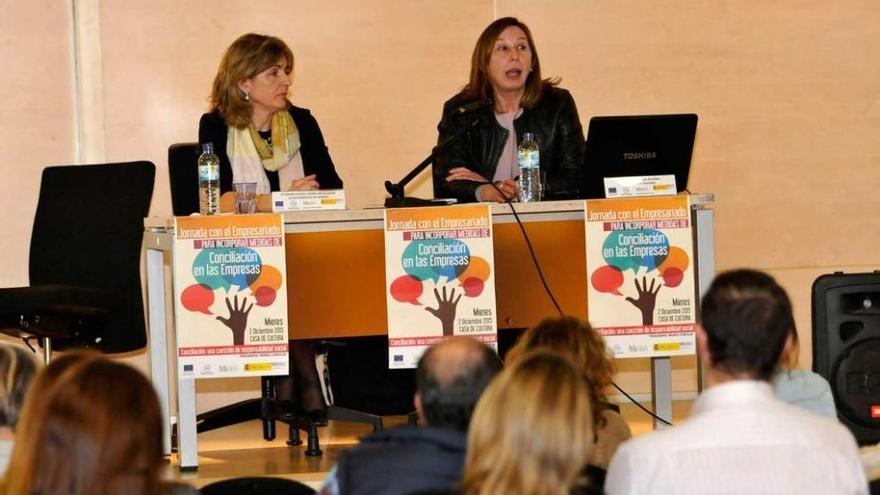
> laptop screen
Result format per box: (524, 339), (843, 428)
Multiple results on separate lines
(582, 113), (698, 199)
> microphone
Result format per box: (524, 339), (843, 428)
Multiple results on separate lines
(383, 111), (483, 208)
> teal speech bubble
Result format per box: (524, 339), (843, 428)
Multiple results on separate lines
(401, 239), (471, 283)
(601, 229), (670, 273)
(193, 247), (262, 291)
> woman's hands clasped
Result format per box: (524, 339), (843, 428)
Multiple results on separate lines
(289, 174), (319, 191)
(445, 167), (517, 202)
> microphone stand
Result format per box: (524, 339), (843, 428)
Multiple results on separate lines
(384, 117), (481, 208)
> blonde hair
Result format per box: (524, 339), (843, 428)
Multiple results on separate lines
(1, 351), (163, 495)
(209, 33), (294, 129)
(461, 350), (593, 495)
(506, 316), (615, 429)
(0, 343), (38, 429)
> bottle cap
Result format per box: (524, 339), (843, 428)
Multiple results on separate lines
(202, 142), (214, 153)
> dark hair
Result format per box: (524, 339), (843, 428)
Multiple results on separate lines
(700, 269), (795, 381)
(209, 33), (294, 129)
(416, 338), (502, 432)
(464, 17), (557, 109)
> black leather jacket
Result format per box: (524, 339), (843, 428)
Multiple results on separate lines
(432, 85), (585, 202)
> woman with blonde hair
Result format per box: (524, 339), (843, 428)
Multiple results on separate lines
(506, 316), (632, 469)
(200, 32), (341, 421)
(0, 351), (164, 495)
(458, 350), (595, 495)
(199, 33), (343, 212)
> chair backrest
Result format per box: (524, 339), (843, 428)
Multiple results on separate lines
(29, 161), (155, 353)
(168, 142), (201, 216)
(200, 477), (315, 495)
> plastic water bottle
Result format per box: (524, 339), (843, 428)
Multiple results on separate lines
(517, 132), (542, 202)
(198, 142), (220, 215)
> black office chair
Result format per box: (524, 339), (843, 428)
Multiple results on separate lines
(0, 161), (155, 362)
(168, 143), (201, 216)
(200, 477), (315, 495)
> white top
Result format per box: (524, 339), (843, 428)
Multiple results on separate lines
(773, 368), (838, 419)
(0, 439), (12, 475)
(605, 380), (868, 495)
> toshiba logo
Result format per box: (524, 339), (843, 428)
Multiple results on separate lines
(623, 152), (657, 160)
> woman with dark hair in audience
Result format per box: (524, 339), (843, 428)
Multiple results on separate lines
(432, 17), (585, 203)
(0, 351), (165, 495)
(455, 350), (596, 495)
(0, 343), (38, 474)
(506, 316), (631, 472)
(199, 32), (342, 421)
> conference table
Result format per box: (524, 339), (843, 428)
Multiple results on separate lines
(143, 196), (715, 469)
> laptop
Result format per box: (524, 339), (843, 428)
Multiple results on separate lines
(582, 113), (698, 199)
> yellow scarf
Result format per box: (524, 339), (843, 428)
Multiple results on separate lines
(246, 110), (301, 172)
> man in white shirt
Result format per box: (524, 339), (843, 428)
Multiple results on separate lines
(605, 269), (868, 495)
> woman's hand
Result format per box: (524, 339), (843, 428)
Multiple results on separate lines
(479, 179), (518, 203)
(445, 167), (488, 183)
(289, 174), (320, 191)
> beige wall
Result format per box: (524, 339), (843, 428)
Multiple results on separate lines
(0, 1), (77, 285)
(1, 1), (878, 405)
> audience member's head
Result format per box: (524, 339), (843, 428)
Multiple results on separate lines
(507, 316), (614, 428)
(700, 269), (796, 381)
(0, 343), (38, 434)
(461, 350), (594, 495)
(415, 337), (502, 432)
(1, 351), (164, 495)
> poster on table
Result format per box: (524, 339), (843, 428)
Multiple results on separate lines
(384, 205), (497, 368)
(173, 214), (289, 378)
(585, 196), (696, 358)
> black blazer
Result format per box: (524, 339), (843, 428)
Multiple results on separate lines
(198, 104), (343, 193)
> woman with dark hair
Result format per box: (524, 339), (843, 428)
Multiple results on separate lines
(0, 352), (164, 495)
(199, 32), (343, 212)
(200, 33), (340, 419)
(433, 17), (585, 203)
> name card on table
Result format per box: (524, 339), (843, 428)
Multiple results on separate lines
(604, 174), (677, 198)
(272, 189), (346, 212)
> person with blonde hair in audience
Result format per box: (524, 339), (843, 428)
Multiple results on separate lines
(0, 342), (38, 474)
(506, 316), (631, 471)
(0, 351), (165, 495)
(606, 269), (867, 494)
(454, 350), (597, 495)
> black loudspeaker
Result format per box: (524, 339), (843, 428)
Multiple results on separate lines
(812, 271), (880, 445)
